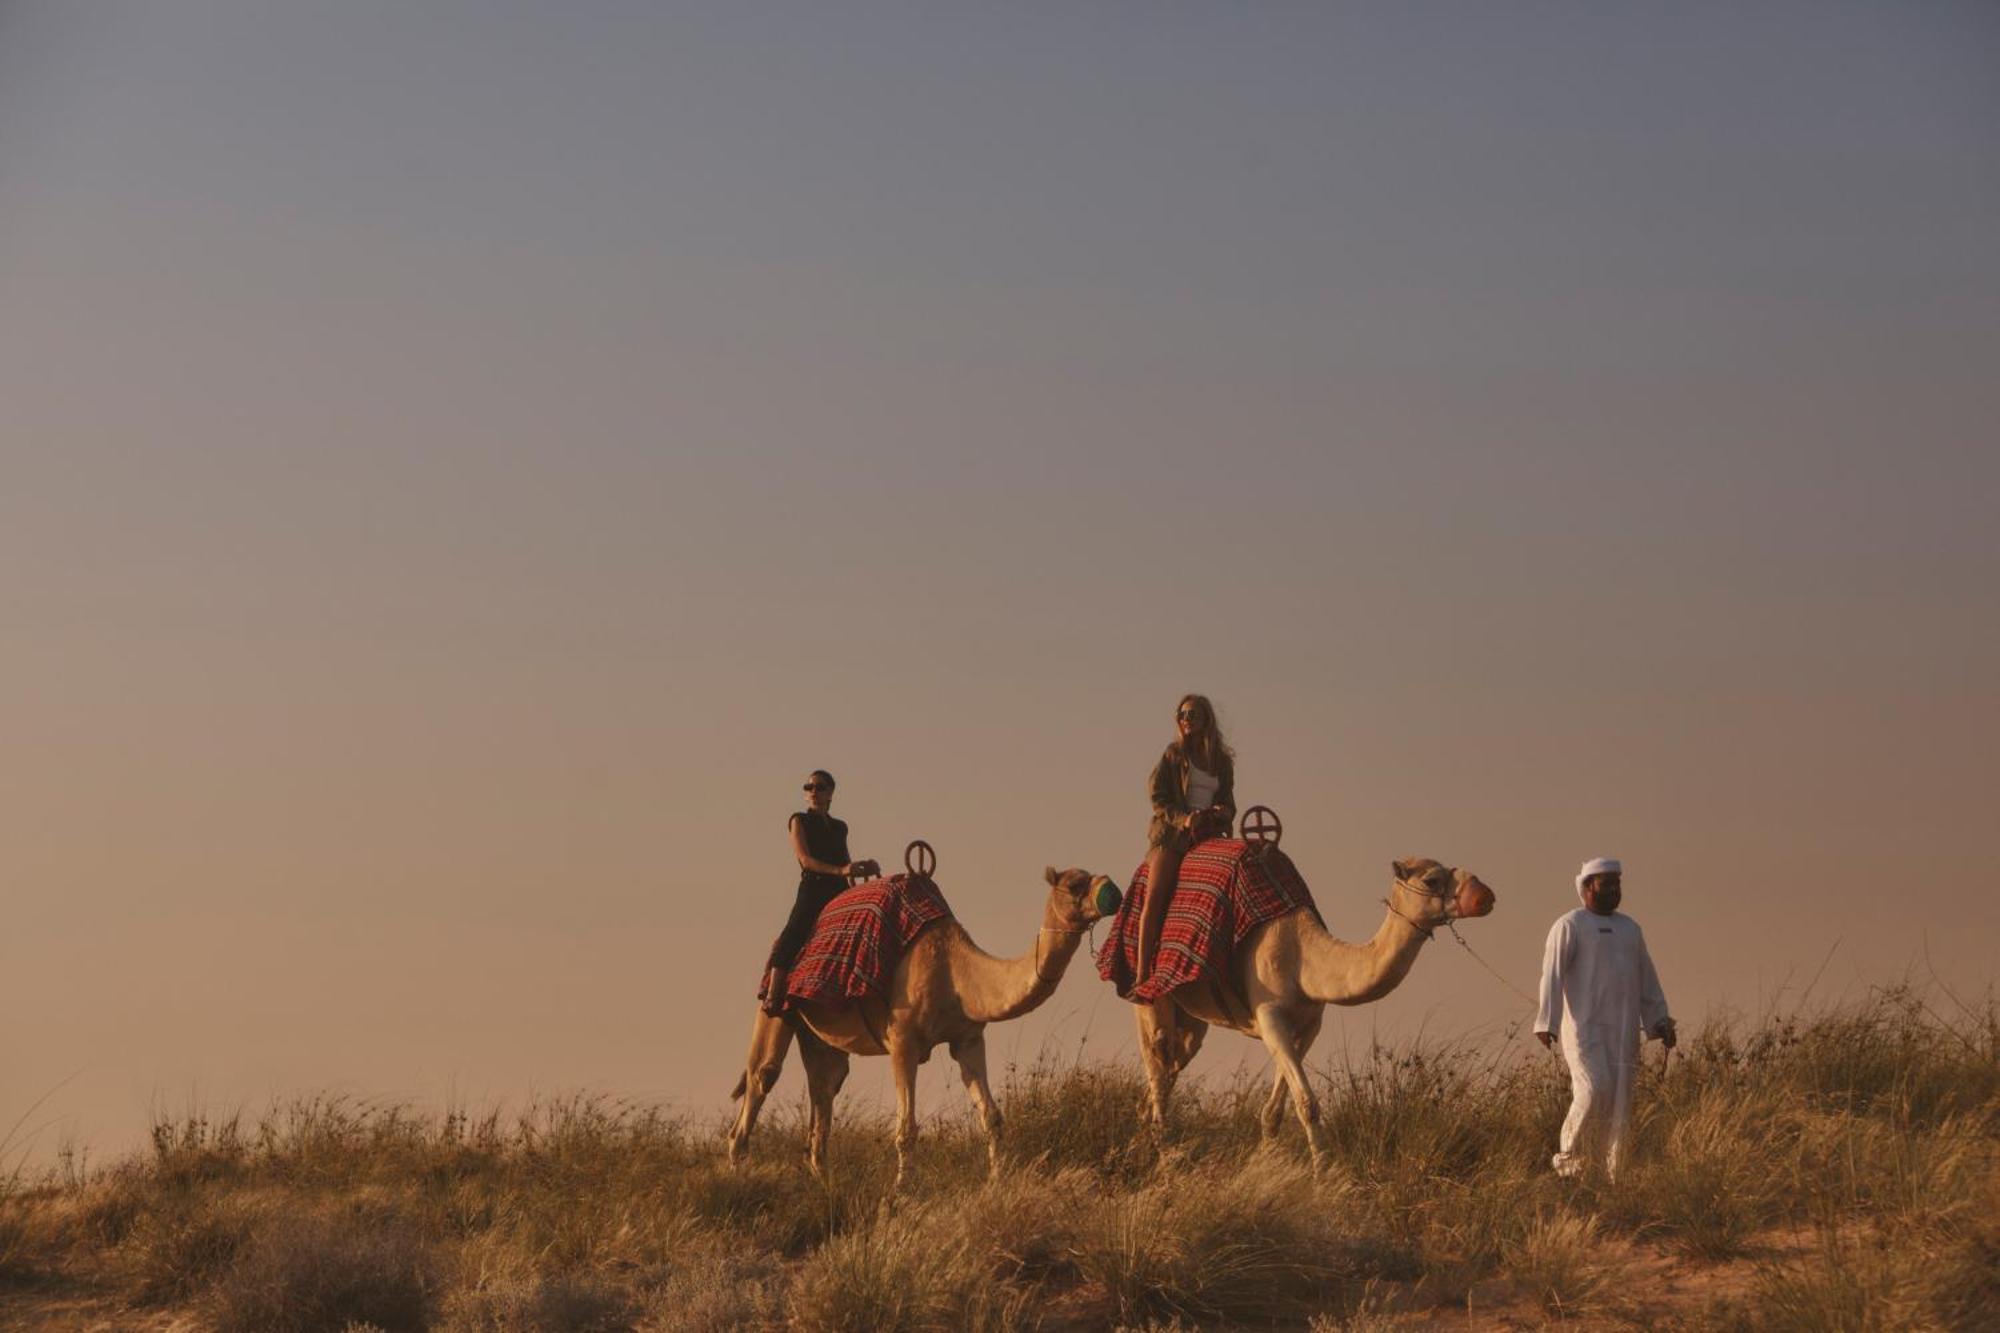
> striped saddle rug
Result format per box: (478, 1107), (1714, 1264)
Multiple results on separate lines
(1095, 838), (1319, 1004)
(760, 874), (952, 1009)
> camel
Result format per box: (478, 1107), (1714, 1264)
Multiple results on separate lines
(1134, 855), (1495, 1165)
(728, 865), (1121, 1186)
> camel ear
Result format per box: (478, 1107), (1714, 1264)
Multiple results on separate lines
(1044, 865), (1061, 887)
(1391, 859), (1410, 881)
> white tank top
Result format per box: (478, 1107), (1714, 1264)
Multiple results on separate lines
(1185, 762), (1220, 812)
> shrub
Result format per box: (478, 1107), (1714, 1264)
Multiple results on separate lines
(207, 1208), (434, 1332)
(1071, 1154), (1368, 1325)
(440, 1271), (637, 1332)
(122, 1189), (257, 1304)
(1499, 1208), (1615, 1318)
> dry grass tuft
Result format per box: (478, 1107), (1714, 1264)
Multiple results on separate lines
(1500, 1207), (1616, 1317)
(1072, 1153), (1370, 1325)
(207, 1207), (434, 1332)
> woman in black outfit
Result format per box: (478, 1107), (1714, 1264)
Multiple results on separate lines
(761, 769), (872, 1014)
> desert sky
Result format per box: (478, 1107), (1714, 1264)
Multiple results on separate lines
(4, 2), (1997, 1163)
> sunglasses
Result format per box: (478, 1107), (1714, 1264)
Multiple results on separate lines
(1177, 710), (1200, 722)
(803, 781), (833, 793)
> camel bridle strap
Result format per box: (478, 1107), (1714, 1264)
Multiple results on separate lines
(1382, 880), (1456, 942)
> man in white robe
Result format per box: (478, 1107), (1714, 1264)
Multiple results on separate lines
(1534, 856), (1674, 1178)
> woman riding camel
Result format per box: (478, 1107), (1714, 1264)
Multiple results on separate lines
(1136, 694), (1236, 983)
(761, 769), (873, 1015)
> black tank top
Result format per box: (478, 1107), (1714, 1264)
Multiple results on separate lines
(793, 811), (850, 891)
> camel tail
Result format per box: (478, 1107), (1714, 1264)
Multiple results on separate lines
(730, 1072), (747, 1102)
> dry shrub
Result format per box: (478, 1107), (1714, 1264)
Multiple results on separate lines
(784, 1208), (982, 1333)
(0, 1193), (42, 1284)
(1500, 1208), (1616, 1318)
(440, 1271), (637, 1332)
(1617, 1086), (1781, 1257)
(677, 1150), (898, 1256)
(1071, 1153), (1368, 1325)
(1746, 1222), (1995, 1332)
(1307, 1299), (1404, 1333)
(121, 1188), (258, 1303)
(785, 1170), (1100, 1333)
(207, 1207), (434, 1332)
(635, 1243), (786, 1332)
(955, 1166), (1091, 1285)
(998, 1058), (1167, 1177)
(77, 1163), (158, 1248)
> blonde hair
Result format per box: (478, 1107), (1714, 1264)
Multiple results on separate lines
(1175, 694), (1233, 773)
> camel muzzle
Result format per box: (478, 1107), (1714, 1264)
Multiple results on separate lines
(1456, 878), (1496, 919)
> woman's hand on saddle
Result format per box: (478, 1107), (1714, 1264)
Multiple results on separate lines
(1188, 806), (1229, 841)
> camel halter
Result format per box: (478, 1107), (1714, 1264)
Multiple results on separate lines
(1382, 878), (1458, 942)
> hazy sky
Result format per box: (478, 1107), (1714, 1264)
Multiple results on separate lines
(5, 2), (1996, 1163)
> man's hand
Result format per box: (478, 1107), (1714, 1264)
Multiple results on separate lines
(1655, 1018), (1678, 1051)
(1536, 1031), (1557, 1050)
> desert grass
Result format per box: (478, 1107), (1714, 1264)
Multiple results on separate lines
(0, 985), (1991, 1330)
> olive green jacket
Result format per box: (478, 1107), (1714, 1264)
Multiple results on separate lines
(1147, 742), (1236, 849)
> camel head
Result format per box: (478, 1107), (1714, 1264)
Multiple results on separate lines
(1389, 857), (1496, 932)
(1042, 865), (1123, 931)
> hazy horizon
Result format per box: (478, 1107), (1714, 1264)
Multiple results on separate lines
(4, 1), (1996, 1165)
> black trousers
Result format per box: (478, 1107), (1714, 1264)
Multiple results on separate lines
(769, 875), (845, 970)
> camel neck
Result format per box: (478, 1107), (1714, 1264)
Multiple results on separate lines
(1295, 895), (1432, 1006)
(956, 898), (1086, 1024)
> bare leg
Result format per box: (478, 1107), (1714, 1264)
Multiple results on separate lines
(760, 967), (790, 1017)
(797, 1032), (850, 1178)
(888, 1032), (921, 1190)
(727, 1009), (795, 1166)
(1254, 1003), (1323, 1167)
(950, 1032), (1004, 1177)
(1136, 842), (1184, 982)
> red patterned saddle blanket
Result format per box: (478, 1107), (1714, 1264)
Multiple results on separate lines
(759, 874), (953, 1008)
(1095, 838), (1318, 1004)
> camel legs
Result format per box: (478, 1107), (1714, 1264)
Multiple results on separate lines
(888, 1032), (921, 1189)
(1260, 1007), (1323, 1141)
(727, 1009), (796, 1165)
(1136, 999), (1208, 1130)
(1254, 1002), (1323, 1166)
(950, 1031), (1004, 1177)
(797, 1031), (850, 1178)
(1259, 1069), (1289, 1139)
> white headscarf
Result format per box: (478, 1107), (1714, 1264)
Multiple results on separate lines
(1575, 856), (1622, 903)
